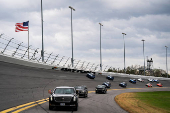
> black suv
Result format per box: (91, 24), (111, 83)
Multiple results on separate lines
(48, 86), (78, 111)
(95, 85), (107, 94)
(74, 85), (88, 98)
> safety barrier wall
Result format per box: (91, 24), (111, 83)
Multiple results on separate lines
(1, 53), (170, 81)
(0, 54), (53, 69)
(0, 34), (110, 71)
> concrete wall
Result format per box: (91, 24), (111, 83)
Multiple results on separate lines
(0, 54), (55, 69)
(1, 54), (169, 80)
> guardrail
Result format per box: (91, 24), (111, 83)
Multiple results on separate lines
(0, 34), (111, 72)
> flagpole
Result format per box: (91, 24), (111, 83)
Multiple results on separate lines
(28, 21), (29, 59)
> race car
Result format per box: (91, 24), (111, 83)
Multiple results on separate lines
(146, 83), (152, 87)
(129, 79), (136, 84)
(148, 78), (154, 82)
(153, 79), (159, 82)
(102, 81), (111, 88)
(106, 75), (114, 81)
(119, 82), (127, 88)
(86, 73), (95, 79)
(157, 83), (163, 87)
(52, 67), (58, 70)
(137, 78), (144, 82)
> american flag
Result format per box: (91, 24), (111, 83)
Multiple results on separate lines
(15, 21), (29, 32)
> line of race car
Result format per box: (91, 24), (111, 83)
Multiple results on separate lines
(86, 73), (163, 88)
(128, 78), (163, 87)
(48, 73), (163, 111)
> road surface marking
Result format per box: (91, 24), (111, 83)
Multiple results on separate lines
(0, 98), (48, 113)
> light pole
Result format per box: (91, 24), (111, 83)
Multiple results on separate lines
(165, 46), (168, 78)
(122, 33), (126, 73)
(69, 6), (75, 68)
(41, 0), (44, 62)
(141, 39), (145, 76)
(99, 23), (103, 72)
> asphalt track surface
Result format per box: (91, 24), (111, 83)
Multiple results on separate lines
(0, 61), (170, 113)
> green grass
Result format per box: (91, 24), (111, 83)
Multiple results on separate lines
(135, 91), (170, 111)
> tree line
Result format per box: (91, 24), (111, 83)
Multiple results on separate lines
(107, 65), (169, 78)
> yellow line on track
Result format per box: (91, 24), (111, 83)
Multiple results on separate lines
(12, 100), (48, 113)
(0, 98), (48, 113)
(0, 87), (169, 113)
(12, 104), (37, 113)
(0, 102), (35, 113)
(108, 89), (125, 90)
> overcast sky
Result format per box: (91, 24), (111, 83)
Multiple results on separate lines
(0, 0), (170, 72)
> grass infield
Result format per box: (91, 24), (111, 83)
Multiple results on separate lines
(115, 91), (170, 113)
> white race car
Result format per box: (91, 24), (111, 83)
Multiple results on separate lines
(148, 78), (154, 82)
(137, 78), (144, 82)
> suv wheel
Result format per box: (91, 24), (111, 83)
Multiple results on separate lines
(74, 106), (78, 111)
(49, 105), (53, 110)
(74, 103), (78, 111)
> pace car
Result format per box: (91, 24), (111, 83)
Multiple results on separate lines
(74, 85), (88, 98)
(95, 85), (107, 94)
(102, 81), (111, 88)
(146, 83), (152, 87)
(106, 75), (114, 81)
(137, 78), (144, 82)
(129, 79), (136, 84)
(48, 86), (78, 111)
(86, 73), (95, 79)
(119, 82), (127, 88)
(157, 83), (163, 87)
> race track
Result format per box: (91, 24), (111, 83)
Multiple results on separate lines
(0, 61), (170, 113)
